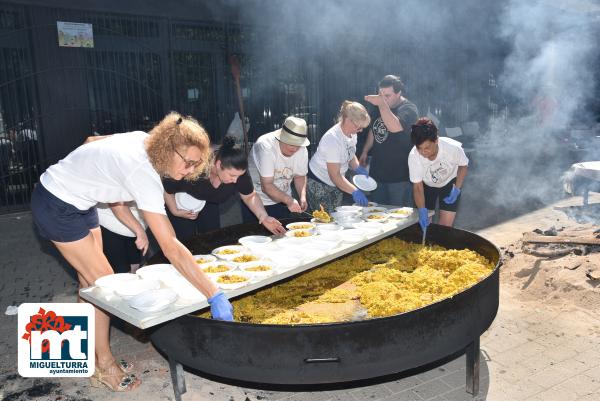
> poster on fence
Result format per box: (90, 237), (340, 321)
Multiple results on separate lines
(57, 21), (94, 48)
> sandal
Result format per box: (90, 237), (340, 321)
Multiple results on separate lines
(117, 358), (134, 373)
(90, 364), (141, 392)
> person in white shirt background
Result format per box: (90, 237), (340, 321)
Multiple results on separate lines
(244, 116), (309, 221)
(96, 202), (148, 273)
(307, 101), (371, 213)
(408, 117), (469, 232)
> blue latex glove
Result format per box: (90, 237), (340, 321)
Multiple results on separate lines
(443, 185), (461, 205)
(354, 165), (369, 177)
(208, 291), (233, 321)
(418, 207), (429, 231)
(352, 189), (368, 206)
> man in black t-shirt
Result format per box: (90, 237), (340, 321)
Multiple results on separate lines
(359, 75), (418, 207)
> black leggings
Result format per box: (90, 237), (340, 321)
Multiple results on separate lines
(167, 202), (221, 242)
(100, 227), (141, 273)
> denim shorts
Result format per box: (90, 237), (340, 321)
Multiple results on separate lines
(31, 184), (99, 242)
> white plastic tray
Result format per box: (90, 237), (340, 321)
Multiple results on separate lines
(79, 206), (422, 329)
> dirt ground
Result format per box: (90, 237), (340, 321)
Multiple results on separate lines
(482, 199), (600, 344)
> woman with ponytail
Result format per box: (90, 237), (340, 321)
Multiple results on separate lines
(163, 135), (286, 240)
(30, 112), (234, 392)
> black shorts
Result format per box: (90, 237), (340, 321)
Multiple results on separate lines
(31, 184), (99, 242)
(424, 178), (460, 212)
(100, 227), (141, 273)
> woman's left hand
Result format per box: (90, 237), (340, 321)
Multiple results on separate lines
(261, 216), (287, 235)
(300, 198), (308, 212)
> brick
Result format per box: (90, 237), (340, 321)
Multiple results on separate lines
(411, 379), (453, 400)
(349, 383), (393, 400)
(381, 389), (424, 401)
(384, 375), (424, 394)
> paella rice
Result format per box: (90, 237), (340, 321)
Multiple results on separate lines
(202, 264), (231, 273)
(233, 254), (259, 263)
(198, 237), (495, 324)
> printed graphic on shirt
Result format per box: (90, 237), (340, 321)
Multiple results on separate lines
(273, 167), (294, 192)
(427, 161), (452, 185)
(345, 143), (356, 164)
(372, 118), (388, 144)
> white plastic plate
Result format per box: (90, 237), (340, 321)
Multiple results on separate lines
(175, 192), (206, 213)
(353, 175), (377, 191)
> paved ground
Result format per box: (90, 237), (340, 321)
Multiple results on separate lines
(1, 194), (599, 401)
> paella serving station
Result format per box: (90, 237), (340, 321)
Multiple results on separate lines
(79, 205), (500, 401)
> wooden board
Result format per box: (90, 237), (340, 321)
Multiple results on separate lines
(522, 232), (600, 246)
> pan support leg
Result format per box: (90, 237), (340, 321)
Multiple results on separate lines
(169, 357), (187, 401)
(466, 337), (480, 396)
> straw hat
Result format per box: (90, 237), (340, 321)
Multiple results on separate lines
(275, 116), (310, 147)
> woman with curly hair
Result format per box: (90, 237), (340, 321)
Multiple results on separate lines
(30, 112), (234, 392)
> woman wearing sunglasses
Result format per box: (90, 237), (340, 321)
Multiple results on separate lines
(30, 112), (234, 392)
(163, 135), (287, 241)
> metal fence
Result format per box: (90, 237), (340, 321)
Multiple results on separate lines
(0, 2), (499, 214)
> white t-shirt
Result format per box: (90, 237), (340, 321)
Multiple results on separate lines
(248, 131), (308, 206)
(408, 137), (469, 188)
(40, 131), (166, 214)
(97, 202), (147, 237)
(309, 123), (357, 187)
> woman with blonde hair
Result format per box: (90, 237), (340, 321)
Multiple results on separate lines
(30, 112), (233, 392)
(307, 101), (371, 212)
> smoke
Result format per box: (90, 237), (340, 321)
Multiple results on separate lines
(471, 0), (599, 212)
(238, 0), (599, 221)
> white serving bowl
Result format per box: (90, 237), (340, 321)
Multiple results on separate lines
(317, 231), (343, 243)
(193, 254), (217, 264)
(353, 202), (378, 207)
(239, 260), (276, 279)
(363, 212), (390, 223)
(113, 278), (161, 300)
(95, 273), (139, 292)
(229, 253), (261, 266)
(238, 235), (273, 249)
(331, 210), (360, 220)
(335, 217), (363, 229)
(316, 224), (344, 234)
(353, 221), (384, 233)
(285, 228), (316, 238)
(136, 264), (180, 281)
(197, 261), (237, 279)
(285, 222), (316, 231)
(388, 207), (414, 218)
(128, 288), (178, 313)
(335, 205), (363, 213)
(260, 251), (302, 271)
(215, 272), (253, 290)
(212, 245), (249, 261)
(339, 228), (368, 243)
(363, 206), (388, 214)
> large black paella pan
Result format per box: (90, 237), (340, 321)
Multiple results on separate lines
(149, 221), (500, 399)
